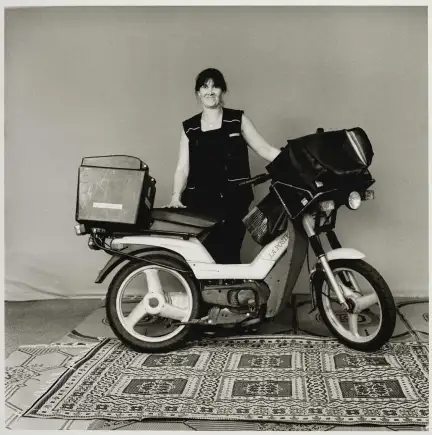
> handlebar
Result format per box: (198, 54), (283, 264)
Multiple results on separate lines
(236, 128), (324, 188)
(237, 173), (271, 187)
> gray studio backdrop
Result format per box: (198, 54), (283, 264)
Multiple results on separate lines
(5, 7), (428, 300)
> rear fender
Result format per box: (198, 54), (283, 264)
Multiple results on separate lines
(95, 246), (190, 284)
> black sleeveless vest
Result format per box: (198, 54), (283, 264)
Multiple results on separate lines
(182, 107), (253, 202)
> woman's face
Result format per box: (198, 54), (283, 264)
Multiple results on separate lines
(197, 79), (223, 108)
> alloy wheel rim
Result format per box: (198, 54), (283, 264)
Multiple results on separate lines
(321, 267), (383, 343)
(116, 265), (193, 343)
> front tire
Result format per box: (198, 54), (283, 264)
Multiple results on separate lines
(106, 253), (200, 353)
(315, 259), (396, 352)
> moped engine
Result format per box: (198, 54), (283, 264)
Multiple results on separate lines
(201, 280), (269, 307)
(201, 280), (270, 326)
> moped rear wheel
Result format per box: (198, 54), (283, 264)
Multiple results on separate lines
(315, 259), (396, 351)
(106, 254), (200, 353)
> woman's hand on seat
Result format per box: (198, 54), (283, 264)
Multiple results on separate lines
(163, 197), (186, 208)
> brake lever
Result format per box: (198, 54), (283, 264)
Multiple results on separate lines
(252, 174), (271, 186)
(236, 179), (252, 187)
(237, 174), (270, 187)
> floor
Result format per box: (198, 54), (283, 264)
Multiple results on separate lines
(4, 295), (429, 431)
(5, 299), (102, 358)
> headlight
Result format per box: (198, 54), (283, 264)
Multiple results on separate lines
(319, 200), (335, 212)
(348, 191), (361, 210)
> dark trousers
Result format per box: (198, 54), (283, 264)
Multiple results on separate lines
(181, 189), (251, 264)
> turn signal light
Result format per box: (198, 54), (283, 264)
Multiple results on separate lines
(74, 224), (86, 235)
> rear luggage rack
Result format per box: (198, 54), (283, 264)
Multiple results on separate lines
(111, 229), (194, 240)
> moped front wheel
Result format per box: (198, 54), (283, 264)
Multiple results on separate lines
(314, 259), (396, 352)
(106, 254), (200, 353)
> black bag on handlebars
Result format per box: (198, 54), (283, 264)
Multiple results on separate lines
(76, 155), (156, 231)
(267, 127), (373, 189)
(265, 127), (374, 218)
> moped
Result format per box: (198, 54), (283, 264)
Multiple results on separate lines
(75, 127), (396, 353)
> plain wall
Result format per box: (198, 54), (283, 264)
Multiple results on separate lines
(5, 6), (428, 300)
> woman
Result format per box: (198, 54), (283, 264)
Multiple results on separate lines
(167, 68), (281, 264)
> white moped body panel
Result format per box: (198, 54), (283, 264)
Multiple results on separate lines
(326, 248), (365, 261)
(112, 230), (290, 280)
(113, 235), (215, 263)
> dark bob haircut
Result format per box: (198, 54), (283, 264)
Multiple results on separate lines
(195, 68), (228, 93)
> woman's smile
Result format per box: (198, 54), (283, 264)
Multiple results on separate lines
(197, 79), (223, 108)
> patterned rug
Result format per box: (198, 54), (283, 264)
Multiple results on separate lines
(23, 336), (428, 426)
(398, 300), (429, 343)
(5, 342), (99, 430)
(4, 341), (330, 431)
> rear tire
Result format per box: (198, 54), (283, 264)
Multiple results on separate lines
(106, 253), (200, 353)
(315, 259), (396, 352)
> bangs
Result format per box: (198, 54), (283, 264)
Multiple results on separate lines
(195, 68), (227, 93)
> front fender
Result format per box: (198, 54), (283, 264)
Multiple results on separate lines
(309, 248), (366, 277)
(325, 248), (366, 262)
(95, 246), (189, 284)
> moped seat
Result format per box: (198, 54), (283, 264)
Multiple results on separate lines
(149, 208), (223, 234)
